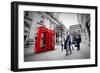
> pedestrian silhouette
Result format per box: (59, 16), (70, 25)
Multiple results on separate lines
(64, 32), (72, 56)
(76, 34), (81, 51)
(61, 39), (65, 51)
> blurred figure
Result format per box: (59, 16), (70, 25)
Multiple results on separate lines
(64, 32), (72, 56)
(61, 38), (65, 51)
(76, 34), (81, 51)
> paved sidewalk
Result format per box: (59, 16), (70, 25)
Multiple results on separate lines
(24, 42), (90, 62)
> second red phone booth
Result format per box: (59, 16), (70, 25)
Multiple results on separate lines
(47, 30), (55, 51)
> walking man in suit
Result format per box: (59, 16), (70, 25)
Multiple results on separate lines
(64, 32), (72, 56)
(76, 34), (81, 51)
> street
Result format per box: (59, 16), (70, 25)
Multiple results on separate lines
(24, 40), (90, 62)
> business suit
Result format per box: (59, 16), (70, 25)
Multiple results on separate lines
(77, 35), (81, 51)
(64, 35), (72, 56)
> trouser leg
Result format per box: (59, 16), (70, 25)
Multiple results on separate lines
(61, 45), (63, 51)
(69, 45), (72, 53)
(77, 44), (79, 50)
(78, 43), (80, 50)
(66, 45), (68, 55)
(66, 49), (68, 55)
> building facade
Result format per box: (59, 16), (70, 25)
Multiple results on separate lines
(77, 14), (90, 45)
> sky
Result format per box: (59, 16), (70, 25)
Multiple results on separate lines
(59, 13), (79, 29)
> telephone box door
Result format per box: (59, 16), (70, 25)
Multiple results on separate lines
(47, 30), (55, 51)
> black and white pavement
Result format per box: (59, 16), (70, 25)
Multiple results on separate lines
(24, 40), (90, 62)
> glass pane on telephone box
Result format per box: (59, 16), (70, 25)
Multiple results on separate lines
(40, 32), (46, 48)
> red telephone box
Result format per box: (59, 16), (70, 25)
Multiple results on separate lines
(35, 26), (48, 53)
(34, 26), (55, 53)
(47, 30), (55, 51)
